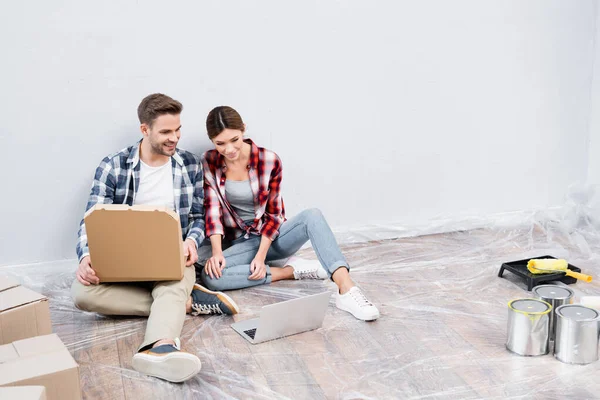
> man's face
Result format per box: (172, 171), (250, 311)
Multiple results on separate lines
(142, 113), (181, 157)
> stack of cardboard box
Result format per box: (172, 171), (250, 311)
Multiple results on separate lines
(0, 206), (184, 399)
(0, 276), (81, 400)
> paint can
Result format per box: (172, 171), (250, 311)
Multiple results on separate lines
(532, 285), (573, 342)
(506, 298), (551, 356)
(554, 304), (600, 364)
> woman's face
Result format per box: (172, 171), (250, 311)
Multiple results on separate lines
(212, 128), (244, 161)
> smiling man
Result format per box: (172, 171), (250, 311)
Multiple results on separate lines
(71, 93), (239, 383)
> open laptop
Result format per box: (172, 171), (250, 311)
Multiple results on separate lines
(231, 291), (331, 344)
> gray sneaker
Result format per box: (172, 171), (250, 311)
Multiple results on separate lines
(190, 284), (240, 315)
(132, 338), (201, 383)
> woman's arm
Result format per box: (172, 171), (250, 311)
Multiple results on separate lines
(210, 234), (223, 255)
(260, 155), (285, 240)
(205, 234), (226, 279)
(202, 155), (227, 278)
(248, 235), (273, 280)
(202, 157), (225, 239)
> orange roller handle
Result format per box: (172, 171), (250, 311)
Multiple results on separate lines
(565, 269), (593, 282)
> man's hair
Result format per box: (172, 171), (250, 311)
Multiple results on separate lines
(137, 93), (183, 126)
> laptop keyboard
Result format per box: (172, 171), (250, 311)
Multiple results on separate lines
(244, 328), (257, 339)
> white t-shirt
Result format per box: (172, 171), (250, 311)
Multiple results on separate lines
(134, 160), (175, 209)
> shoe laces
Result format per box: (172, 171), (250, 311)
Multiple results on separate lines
(350, 288), (373, 308)
(296, 270), (320, 279)
(191, 303), (223, 315)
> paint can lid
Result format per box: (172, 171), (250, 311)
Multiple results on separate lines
(556, 304), (599, 321)
(532, 285), (573, 300)
(509, 298), (551, 314)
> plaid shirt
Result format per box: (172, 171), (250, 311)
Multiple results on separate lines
(202, 139), (285, 241)
(76, 140), (205, 262)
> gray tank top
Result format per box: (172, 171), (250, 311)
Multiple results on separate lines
(225, 179), (255, 223)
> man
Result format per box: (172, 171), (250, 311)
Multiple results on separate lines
(71, 93), (239, 383)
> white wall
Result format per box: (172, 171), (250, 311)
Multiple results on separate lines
(589, 3), (600, 185)
(0, 1), (596, 266)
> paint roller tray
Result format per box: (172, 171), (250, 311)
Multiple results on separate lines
(498, 255), (581, 291)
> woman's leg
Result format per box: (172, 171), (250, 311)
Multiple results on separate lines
(198, 236), (273, 291)
(197, 209), (332, 289)
(198, 208), (355, 293)
(266, 208), (355, 293)
(264, 209), (379, 320)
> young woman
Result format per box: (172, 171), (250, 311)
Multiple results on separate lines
(197, 106), (379, 321)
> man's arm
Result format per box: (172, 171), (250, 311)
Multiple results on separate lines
(184, 163), (205, 250)
(76, 157), (117, 261)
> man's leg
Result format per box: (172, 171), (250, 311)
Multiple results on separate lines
(71, 279), (153, 316)
(131, 266), (202, 383)
(139, 266), (196, 351)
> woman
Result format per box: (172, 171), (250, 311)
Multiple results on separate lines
(197, 106), (379, 321)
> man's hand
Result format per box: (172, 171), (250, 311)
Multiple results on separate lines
(184, 239), (198, 267)
(205, 253), (226, 279)
(76, 256), (100, 286)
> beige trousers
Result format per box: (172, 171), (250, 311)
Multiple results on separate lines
(71, 266), (196, 351)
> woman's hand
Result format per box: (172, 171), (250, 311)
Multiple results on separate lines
(249, 255), (267, 280)
(206, 252), (226, 279)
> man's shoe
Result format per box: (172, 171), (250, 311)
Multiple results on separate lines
(335, 286), (380, 321)
(190, 283), (240, 315)
(132, 338), (201, 383)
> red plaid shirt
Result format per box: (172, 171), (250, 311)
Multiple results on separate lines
(202, 139), (285, 241)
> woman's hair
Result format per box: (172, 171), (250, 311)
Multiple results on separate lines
(206, 106), (245, 140)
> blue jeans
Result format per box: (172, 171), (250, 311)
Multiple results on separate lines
(197, 208), (349, 291)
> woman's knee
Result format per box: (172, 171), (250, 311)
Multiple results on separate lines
(199, 269), (228, 292)
(298, 208), (326, 226)
(299, 208), (324, 221)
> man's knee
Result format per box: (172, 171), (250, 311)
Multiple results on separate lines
(71, 280), (99, 312)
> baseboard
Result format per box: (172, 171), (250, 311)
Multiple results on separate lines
(332, 206), (564, 245)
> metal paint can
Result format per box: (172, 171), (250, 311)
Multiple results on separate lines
(506, 298), (552, 356)
(554, 304), (600, 364)
(532, 285), (574, 342)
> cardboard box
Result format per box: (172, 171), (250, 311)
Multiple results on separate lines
(0, 386), (47, 400)
(0, 277), (19, 292)
(0, 334), (80, 400)
(0, 277), (51, 345)
(84, 204), (185, 282)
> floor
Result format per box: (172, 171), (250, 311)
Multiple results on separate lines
(3, 220), (600, 399)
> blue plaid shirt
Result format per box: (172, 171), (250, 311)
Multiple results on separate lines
(76, 140), (205, 262)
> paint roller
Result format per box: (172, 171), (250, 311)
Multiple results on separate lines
(527, 259), (592, 282)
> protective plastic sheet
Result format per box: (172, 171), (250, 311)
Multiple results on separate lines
(3, 185), (600, 399)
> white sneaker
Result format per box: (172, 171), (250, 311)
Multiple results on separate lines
(335, 287), (380, 321)
(287, 257), (328, 280)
